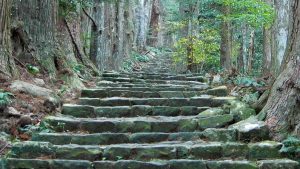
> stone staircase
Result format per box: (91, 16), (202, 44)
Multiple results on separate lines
(1, 72), (299, 169)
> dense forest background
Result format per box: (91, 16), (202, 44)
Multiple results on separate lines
(0, 0), (299, 141)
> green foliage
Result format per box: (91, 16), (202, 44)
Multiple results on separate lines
(122, 51), (150, 71)
(233, 76), (265, 87)
(59, 0), (93, 16)
(26, 65), (40, 75)
(173, 29), (220, 68)
(73, 64), (85, 74)
(0, 91), (14, 109)
(132, 52), (150, 63)
(280, 136), (300, 162)
(215, 0), (275, 27)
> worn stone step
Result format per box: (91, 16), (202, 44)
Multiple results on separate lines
(94, 159), (300, 169)
(62, 104), (209, 118)
(96, 82), (206, 88)
(81, 86), (228, 98)
(9, 141), (283, 161)
(0, 158), (93, 169)
(78, 96), (235, 107)
(43, 115), (234, 133)
(94, 85), (211, 91)
(32, 129), (237, 145)
(100, 77), (207, 85)
(102, 73), (207, 82)
(2, 158), (298, 169)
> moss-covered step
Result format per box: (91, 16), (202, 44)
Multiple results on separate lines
(1, 158), (92, 169)
(8, 141), (283, 161)
(62, 104), (210, 118)
(102, 72), (207, 82)
(32, 129), (237, 145)
(101, 77), (204, 85)
(42, 115), (234, 133)
(94, 85), (210, 91)
(94, 160), (258, 169)
(81, 86), (228, 98)
(78, 96), (236, 107)
(2, 158), (299, 169)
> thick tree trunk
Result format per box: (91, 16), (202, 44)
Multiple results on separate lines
(12, 0), (58, 75)
(0, 0), (18, 77)
(147, 0), (160, 47)
(263, 0), (273, 75)
(262, 0), (300, 140)
(271, 0), (290, 75)
(220, 16), (232, 71)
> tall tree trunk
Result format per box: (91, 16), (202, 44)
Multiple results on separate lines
(263, 0), (273, 75)
(220, 5), (232, 72)
(271, 0), (290, 75)
(262, 0), (300, 141)
(147, 0), (160, 47)
(12, 0), (58, 75)
(0, 0), (18, 77)
(220, 19), (232, 71)
(247, 30), (255, 74)
(263, 27), (272, 74)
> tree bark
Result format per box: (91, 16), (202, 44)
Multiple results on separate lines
(247, 30), (255, 74)
(0, 0), (18, 77)
(220, 8), (232, 72)
(262, 0), (273, 75)
(263, 27), (272, 74)
(271, 0), (290, 75)
(262, 0), (300, 140)
(147, 0), (160, 47)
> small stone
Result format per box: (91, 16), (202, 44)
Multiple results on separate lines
(229, 100), (256, 122)
(206, 86), (228, 96)
(4, 107), (21, 117)
(198, 108), (224, 118)
(43, 97), (62, 113)
(18, 115), (32, 127)
(33, 78), (45, 86)
(257, 159), (299, 169)
(229, 116), (269, 142)
(212, 74), (222, 85)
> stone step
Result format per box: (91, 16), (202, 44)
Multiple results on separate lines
(78, 96), (235, 107)
(8, 141), (283, 161)
(94, 85), (211, 91)
(81, 86), (228, 98)
(43, 115), (234, 133)
(62, 104), (209, 118)
(1, 159), (92, 169)
(3, 158), (298, 169)
(100, 77), (207, 85)
(32, 129), (237, 145)
(102, 73), (206, 81)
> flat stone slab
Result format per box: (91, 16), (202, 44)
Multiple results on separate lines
(78, 96), (236, 107)
(229, 117), (270, 142)
(43, 115), (234, 133)
(81, 86), (227, 98)
(32, 129), (237, 145)
(8, 141), (283, 161)
(3, 158), (299, 169)
(1, 158), (92, 169)
(257, 159), (299, 169)
(62, 104), (209, 118)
